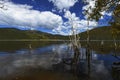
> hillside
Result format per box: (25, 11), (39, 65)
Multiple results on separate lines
(0, 28), (66, 40)
(0, 26), (120, 40)
(80, 25), (120, 40)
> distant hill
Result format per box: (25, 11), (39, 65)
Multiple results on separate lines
(0, 28), (67, 40)
(80, 25), (120, 40)
(0, 25), (120, 40)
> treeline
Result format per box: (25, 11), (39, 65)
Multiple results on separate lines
(79, 25), (120, 40)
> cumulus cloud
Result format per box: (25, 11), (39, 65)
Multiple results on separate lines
(53, 19), (98, 35)
(48, 0), (78, 10)
(82, 0), (96, 12)
(0, 0), (98, 35)
(82, 0), (97, 19)
(53, 10), (98, 35)
(0, 1), (63, 30)
(100, 11), (112, 19)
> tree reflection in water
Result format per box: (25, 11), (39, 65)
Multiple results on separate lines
(0, 42), (119, 80)
(51, 43), (114, 80)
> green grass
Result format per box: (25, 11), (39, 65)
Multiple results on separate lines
(0, 28), (67, 40)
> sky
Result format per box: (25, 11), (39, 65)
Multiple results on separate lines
(0, 0), (112, 35)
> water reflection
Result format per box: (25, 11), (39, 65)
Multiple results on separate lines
(0, 41), (119, 80)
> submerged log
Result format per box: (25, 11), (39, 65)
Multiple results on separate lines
(112, 62), (120, 71)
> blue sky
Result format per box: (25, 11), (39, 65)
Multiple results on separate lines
(0, 0), (112, 35)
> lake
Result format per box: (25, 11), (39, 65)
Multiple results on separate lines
(0, 41), (120, 80)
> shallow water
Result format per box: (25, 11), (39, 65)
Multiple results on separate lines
(0, 41), (120, 80)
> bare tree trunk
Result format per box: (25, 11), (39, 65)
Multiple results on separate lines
(113, 37), (117, 56)
(86, 20), (91, 76)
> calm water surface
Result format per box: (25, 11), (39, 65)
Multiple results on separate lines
(0, 41), (120, 80)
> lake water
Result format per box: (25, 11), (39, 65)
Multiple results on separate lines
(0, 41), (120, 80)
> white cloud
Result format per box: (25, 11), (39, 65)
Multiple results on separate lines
(48, 0), (78, 10)
(64, 10), (79, 22)
(53, 10), (98, 35)
(0, 0), (98, 35)
(82, 0), (113, 20)
(0, 1), (63, 30)
(100, 11), (112, 19)
(100, 11), (113, 16)
(79, 19), (97, 27)
(82, 0), (96, 13)
(53, 20), (98, 35)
